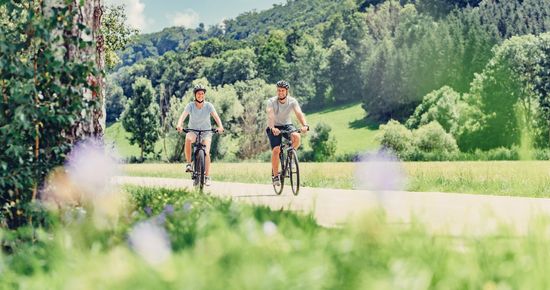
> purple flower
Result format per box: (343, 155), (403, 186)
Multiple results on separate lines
(144, 206), (152, 216)
(155, 212), (166, 225)
(182, 202), (192, 213)
(163, 204), (174, 215)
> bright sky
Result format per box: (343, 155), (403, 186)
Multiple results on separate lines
(104, 0), (285, 34)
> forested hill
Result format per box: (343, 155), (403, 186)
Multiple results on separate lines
(118, 0), (348, 67)
(109, 0), (550, 157)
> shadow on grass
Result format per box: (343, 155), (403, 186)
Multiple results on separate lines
(349, 117), (380, 130)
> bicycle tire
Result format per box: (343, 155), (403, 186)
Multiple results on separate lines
(288, 150), (300, 195)
(196, 149), (206, 191)
(272, 150), (285, 195)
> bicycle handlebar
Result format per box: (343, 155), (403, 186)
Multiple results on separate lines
(182, 128), (220, 133)
(278, 129), (299, 134)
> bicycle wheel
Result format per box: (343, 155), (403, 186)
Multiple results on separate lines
(195, 150), (206, 191)
(288, 150), (300, 195)
(272, 151), (285, 195)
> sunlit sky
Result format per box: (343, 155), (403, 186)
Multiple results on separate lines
(104, 0), (285, 34)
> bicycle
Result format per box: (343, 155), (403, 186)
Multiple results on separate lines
(272, 129), (301, 196)
(182, 128), (218, 191)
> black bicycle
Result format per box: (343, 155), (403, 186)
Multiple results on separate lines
(272, 129), (301, 196)
(183, 128), (218, 191)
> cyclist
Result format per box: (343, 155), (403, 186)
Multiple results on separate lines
(176, 84), (224, 186)
(266, 80), (309, 186)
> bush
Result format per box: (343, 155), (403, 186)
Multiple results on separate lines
(377, 120), (414, 159)
(309, 123), (337, 162)
(413, 121), (459, 155)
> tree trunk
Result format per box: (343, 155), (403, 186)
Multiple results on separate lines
(49, 0), (104, 142)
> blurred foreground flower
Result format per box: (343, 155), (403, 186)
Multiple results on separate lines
(354, 149), (408, 205)
(354, 149), (407, 192)
(128, 220), (172, 266)
(41, 139), (125, 227)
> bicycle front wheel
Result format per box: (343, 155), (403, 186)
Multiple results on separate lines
(195, 150), (206, 191)
(272, 151), (285, 195)
(288, 150), (300, 195)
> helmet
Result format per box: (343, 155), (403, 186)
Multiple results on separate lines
(276, 80), (290, 90)
(193, 84), (207, 94)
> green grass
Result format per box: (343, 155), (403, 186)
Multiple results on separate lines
(4, 186), (550, 289)
(121, 161), (550, 197)
(302, 103), (379, 154)
(105, 122), (164, 159)
(105, 103), (379, 159)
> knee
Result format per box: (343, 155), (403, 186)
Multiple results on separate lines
(272, 146), (281, 154)
(185, 133), (195, 143)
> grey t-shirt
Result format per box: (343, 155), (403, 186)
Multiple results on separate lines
(267, 96), (300, 126)
(184, 101), (217, 130)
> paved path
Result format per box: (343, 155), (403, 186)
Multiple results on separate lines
(114, 176), (550, 235)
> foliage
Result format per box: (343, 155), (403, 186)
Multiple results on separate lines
(105, 81), (127, 124)
(101, 5), (139, 70)
(121, 77), (160, 160)
(0, 1), (98, 228)
(309, 122), (337, 161)
(465, 33), (550, 150)
(412, 121), (459, 156)
(377, 120), (413, 159)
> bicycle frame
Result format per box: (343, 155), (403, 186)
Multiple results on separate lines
(183, 128), (217, 190)
(272, 129), (301, 195)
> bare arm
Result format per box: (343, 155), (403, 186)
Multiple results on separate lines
(267, 105), (280, 136)
(176, 111), (189, 132)
(211, 111), (224, 133)
(294, 105), (309, 133)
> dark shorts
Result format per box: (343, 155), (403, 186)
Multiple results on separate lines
(266, 124), (296, 149)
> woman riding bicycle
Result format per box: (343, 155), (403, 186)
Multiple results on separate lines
(176, 84), (224, 186)
(266, 80), (309, 186)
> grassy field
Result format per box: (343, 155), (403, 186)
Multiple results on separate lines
(121, 161), (550, 197)
(4, 186), (550, 289)
(105, 122), (165, 159)
(301, 103), (379, 154)
(105, 103), (379, 159)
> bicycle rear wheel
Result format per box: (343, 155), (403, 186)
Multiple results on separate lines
(288, 150), (300, 195)
(272, 151), (285, 195)
(195, 150), (206, 191)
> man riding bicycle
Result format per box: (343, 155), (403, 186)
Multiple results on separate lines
(266, 80), (309, 186)
(176, 84), (224, 186)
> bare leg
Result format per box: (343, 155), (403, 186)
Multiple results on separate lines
(291, 132), (301, 149)
(271, 146), (281, 176)
(185, 132), (196, 163)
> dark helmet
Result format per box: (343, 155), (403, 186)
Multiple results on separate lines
(276, 80), (290, 90)
(193, 84), (207, 94)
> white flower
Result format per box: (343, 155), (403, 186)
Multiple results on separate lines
(128, 221), (172, 266)
(65, 139), (121, 198)
(263, 221), (277, 236)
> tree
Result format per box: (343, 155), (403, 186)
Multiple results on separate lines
(101, 5), (139, 70)
(105, 82), (127, 124)
(325, 39), (356, 103)
(232, 79), (272, 159)
(1, 1), (100, 228)
(309, 123), (337, 161)
(122, 78), (160, 160)
(257, 30), (289, 83)
(206, 48), (258, 86)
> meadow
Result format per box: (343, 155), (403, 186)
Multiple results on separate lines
(3, 186), (550, 289)
(121, 161), (550, 197)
